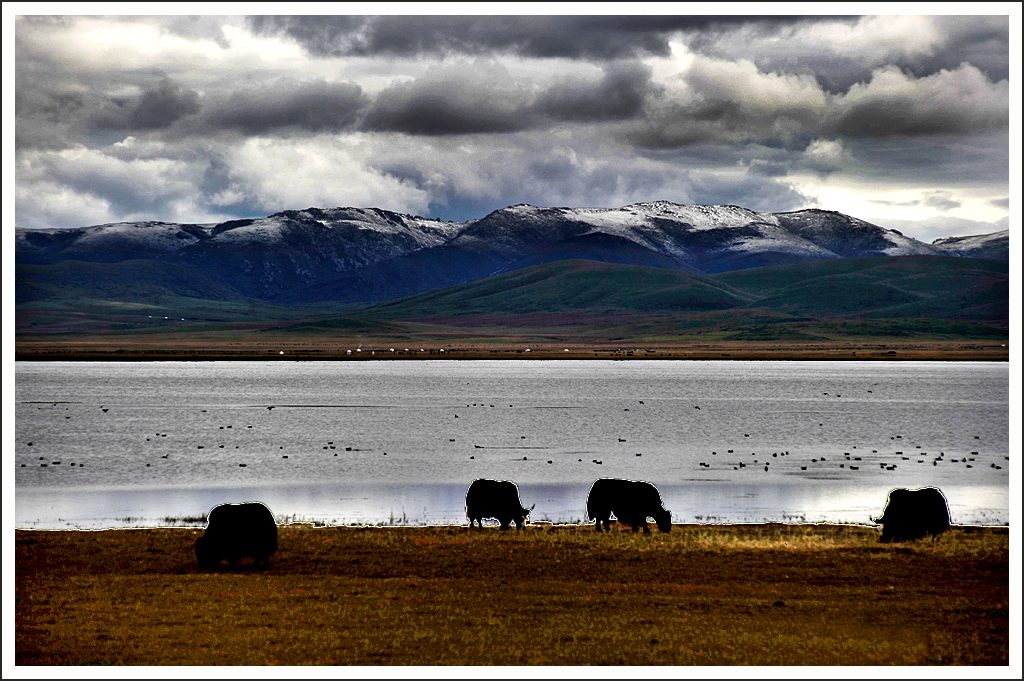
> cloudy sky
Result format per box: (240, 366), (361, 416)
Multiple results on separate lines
(8, 7), (1017, 241)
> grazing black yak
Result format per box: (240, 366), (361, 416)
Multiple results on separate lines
(587, 478), (672, 533)
(874, 487), (952, 543)
(466, 479), (533, 530)
(195, 502), (278, 568)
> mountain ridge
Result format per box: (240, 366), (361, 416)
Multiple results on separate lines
(16, 201), (1009, 307)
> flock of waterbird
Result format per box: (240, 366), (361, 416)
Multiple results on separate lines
(18, 389), (1007, 484)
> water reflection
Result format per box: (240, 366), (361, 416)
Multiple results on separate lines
(15, 481), (1008, 530)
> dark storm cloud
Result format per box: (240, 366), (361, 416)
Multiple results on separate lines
(622, 56), (828, 150)
(364, 60), (661, 136)
(536, 61), (656, 122)
(16, 73), (366, 148)
(16, 75), (200, 150)
(989, 197), (1009, 209)
(624, 102), (820, 151)
(526, 154), (584, 187)
(121, 78), (201, 129)
(248, 15), (826, 60)
(746, 160), (791, 177)
(364, 62), (536, 135)
(15, 85), (85, 150)
(203, 80), (368, 134)
(625, 58), (1007, 152)
(829, 65), (1008, 138)
(839, 133), (1009, 188)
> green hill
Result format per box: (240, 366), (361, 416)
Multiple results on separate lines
(16, 255), (1009, 344)
(17, 260), (246, 304)
(366, 260), (753, 317)
(716, 256), (1008, 321)
(321, 256), (1007, 342)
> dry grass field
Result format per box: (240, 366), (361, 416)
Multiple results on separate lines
(14, 523), (1009, 666)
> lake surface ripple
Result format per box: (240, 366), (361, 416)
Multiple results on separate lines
(14, 360), (1009, 529)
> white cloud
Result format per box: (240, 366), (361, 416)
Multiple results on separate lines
(686, 15), (1007, 89)
(16, 145), (205, 227)
(15, 16), (359, 94)
(802, 139), (851, 173)
(683, 56), (828, 119)
(14, 181), (114, 229)
(788, 16), (943, 65)
(219, 136), (432, 214)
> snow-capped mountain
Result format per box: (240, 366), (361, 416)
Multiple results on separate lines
(181, 208), (463, 297)
(15, 202), (1004, 304)
(15, 221), (214, 263)
(18, 207), (465, 299)
(932, 229), (1009, 260)
(443, 203), (943, 276)
(17, 208), (460, 264)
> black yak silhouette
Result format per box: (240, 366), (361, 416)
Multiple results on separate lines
(195, 502), (278, 569)
(466, 479), (533, 530)
(587, 478), (672, 533)
(874, 487), (951, 543)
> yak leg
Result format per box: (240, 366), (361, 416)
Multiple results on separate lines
(595, 518), (603, 532)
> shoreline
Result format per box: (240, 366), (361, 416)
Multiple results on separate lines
(15, 523), (1010, 665)
(12, 520), (1011, 532)
(13, 340), (1012, 362)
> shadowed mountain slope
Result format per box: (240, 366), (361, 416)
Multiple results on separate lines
(18, 201), (1002, 307)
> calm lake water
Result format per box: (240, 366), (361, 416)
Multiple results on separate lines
(13, 360), (1009, 529)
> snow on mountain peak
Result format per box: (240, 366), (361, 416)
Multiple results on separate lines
(933, 229), (1008, 249)
(17, 201), (1004, 283)
(616, 202), (776, 229)
(932, 229), (1009, 258)
(497, 203), (543, 216)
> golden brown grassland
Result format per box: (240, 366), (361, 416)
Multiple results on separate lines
(15, 523), (1009, 666)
